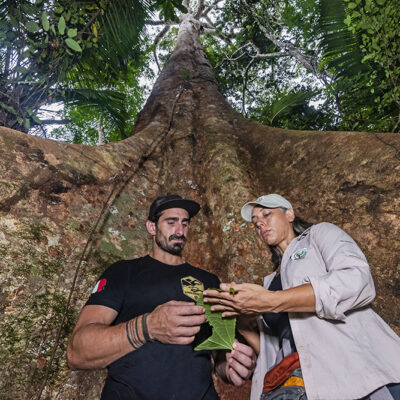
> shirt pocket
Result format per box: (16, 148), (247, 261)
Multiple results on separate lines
(285, 246), (327, 287)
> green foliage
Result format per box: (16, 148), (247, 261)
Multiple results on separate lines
(155, 0), (187, 22)
(345, 0), (400, 131)
(318, 0), (400, 132)
(194, 292), (236, 351)
(318, 0), (367, 77)
(0, 0), (167, 133)
(50, 60), (148, 144)
(2, 0), (398, 138)
(201, 0), (332, 131)
(200, 0), (400, 132)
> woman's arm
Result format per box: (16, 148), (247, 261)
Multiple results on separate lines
(236, 315), (261, 355)
(203, 282), (316, 318)
(305, 223), (375, 320)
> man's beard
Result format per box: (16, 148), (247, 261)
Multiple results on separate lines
(155, 232), (187, 255)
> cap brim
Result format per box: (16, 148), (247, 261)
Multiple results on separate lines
(156, 199), (200, 219)
(241, 202), (262, 222)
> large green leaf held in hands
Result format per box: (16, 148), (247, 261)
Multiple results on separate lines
(194, 292), (236, 351)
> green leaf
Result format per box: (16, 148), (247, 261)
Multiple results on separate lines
(65, 38), (82, 52)
(42, 12), (50, 31)
(15, 66), (28, 74)
(58, 16), (66, 35)
(25, 21), (39, 33)
(32, 114), (42, 124)
(344, 15), (352, 25)
(54, 6), (64, 14)
(194, 292), (236, 351)
(67, 28), (77, 38)
(24, 118), (31, 130)
(0, 103), (17, 115)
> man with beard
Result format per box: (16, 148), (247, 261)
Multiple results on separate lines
(67, 195), (256, 400)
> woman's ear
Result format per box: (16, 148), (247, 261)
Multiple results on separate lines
(146, 220), (156, 236)
(286, 208), (295, 223)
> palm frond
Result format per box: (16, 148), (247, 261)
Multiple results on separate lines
(318, 0), (368, 77)
(74, 0), (150, 82)
(61, 88), (129, 135)
(270, 90), (318, 123)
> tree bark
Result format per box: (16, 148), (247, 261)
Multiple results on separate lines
(0, 14), (399, 400)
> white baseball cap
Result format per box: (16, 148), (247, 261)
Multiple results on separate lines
(241, 194), (293, 222)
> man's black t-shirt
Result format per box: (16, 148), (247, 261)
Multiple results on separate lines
(86, 255), (220, 400)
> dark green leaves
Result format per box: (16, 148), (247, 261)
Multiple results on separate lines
(58, 16), (66, 35)
(65, 38), (82, 52)
(194, 293), (236, 351)
(25, 21), (39, 33)
(67, 28), (77, 38)
(155, 0), (187, 22)
(41, 12), (49, 31)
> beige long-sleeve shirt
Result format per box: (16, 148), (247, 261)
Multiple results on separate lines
(251, 223), (400, 400)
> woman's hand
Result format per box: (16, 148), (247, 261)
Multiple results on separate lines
(203, 282), (276, 317)
(204, 282), (316, 317)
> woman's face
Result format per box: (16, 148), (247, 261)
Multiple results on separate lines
(251, 206), (295, 252)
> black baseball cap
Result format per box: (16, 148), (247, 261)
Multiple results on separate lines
(148, 195), (200, 222)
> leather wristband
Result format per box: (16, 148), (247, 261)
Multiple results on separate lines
(142, 313), (153, 342)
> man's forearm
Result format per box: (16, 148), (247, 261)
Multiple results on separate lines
(67, 315), (148, 370)
(238, 328), (260, 355)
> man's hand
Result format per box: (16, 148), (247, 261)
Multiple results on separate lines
(226, 340), (257, 386)
(147, 300), (206, 345)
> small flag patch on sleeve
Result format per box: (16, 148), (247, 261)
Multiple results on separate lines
(92, 278), (107, 294)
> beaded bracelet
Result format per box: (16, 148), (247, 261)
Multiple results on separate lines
(126, 320), (139, 350)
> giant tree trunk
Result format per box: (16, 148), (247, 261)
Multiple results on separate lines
(1, 15), (399, 400)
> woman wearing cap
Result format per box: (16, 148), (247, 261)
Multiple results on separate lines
(203, 194), (400, 400)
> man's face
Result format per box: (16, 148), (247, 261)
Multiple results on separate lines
(155, 208), (190, 255)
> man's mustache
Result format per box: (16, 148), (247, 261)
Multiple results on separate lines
(169, 234), (186, 242)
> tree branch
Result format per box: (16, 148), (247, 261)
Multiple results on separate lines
(153, 25), (171, 73)
(194, 0), (205, 19)
(145, 20), (176, 26)
(242, 58), (255, 115)
(241, 0), (333, 81)
(39, 119), (71, 125)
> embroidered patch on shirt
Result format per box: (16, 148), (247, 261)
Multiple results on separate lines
(291, 248), (308, 260)
(181, 276), (204, 301)
(92, 278), (107, 293)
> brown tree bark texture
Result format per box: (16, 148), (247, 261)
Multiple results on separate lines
(0, 17), (399, 400)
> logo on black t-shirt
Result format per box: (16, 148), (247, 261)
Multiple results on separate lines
(181, 276), (204, 301)
(92, 278), (107, 293)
